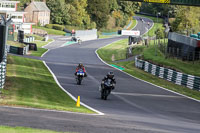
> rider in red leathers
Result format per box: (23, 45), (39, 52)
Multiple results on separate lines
(75, 63), (87, 77)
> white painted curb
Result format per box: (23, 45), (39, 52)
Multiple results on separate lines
(41, 49), (50, 57)
(42, 39), (55, 48)
(43, 61), (104, 115)
(95, 42), (200, 103)
(131, 17), (138, 30)
(0, 105), (102, 116)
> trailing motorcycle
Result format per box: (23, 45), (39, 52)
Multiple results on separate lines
(76, 69), (85, 85)
(99, 79), (114, 100)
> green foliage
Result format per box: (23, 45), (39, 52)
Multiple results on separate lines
(140, 3), (177, 17)
(109, 0), (119, 13)
(52, 24), (65, 31)
(32, 26), (66, 35)
(155, 27), (165, 39)
(45, 24), (54, 29)
(87, 0), (110, 29)
(46, 0), (70, 25)
(171, 6), (200, 33)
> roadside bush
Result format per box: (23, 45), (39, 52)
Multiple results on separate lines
(52, 24), (65, 31)
(45, 24), (53, 29)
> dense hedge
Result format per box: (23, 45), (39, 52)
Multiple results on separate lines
(45, 24), (53, 29)
(45, 24), (65, 31)
(52, 24), (65, 31)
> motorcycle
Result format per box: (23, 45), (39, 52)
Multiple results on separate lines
(76, 69), (85, 85)
(99, 79), (113, 100)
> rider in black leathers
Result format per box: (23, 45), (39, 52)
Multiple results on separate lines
(101, 72), (116, 90)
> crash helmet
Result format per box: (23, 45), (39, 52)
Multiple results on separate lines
(107, 71), (114, 78)
(78, 63), (83, 68)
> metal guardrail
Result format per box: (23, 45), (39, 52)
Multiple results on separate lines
(135, 57), (200, 91)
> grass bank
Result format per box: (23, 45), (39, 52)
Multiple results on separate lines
(29, 38), (53, 57)
(0, 126), (71, 133)
(12, 33), (53, 57)
(127, 19), (137, 30)
(33, 26), (66, 35)
(0, 55), (94, 113)
(97, 39), (128, 62)
(97, 39), (200, 100)
(138, 40), (200, 77)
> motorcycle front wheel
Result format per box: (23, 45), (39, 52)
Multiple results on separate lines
(77, 76), (82, 85)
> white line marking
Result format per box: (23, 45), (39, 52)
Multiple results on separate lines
(41, 49), (50, 57)
(43, 61), (104, 115)
(131, 17), (138, 30)
(95, 42), (200, 103)
(112, 92), (183, 98)
(42, 39), (55, 48)
(0, 106), (100, 116)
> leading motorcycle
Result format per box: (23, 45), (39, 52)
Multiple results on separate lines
(76, 69), (85, 85)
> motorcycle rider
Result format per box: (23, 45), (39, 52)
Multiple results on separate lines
(75, 63), (87, 77)
(101, 71), (116, 90)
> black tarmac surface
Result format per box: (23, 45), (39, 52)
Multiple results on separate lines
(0, 16), (200, 133)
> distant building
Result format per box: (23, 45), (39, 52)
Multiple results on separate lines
(24, 1), (50, 26)
(0, 0), (33, 34)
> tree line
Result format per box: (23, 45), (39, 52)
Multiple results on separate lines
(17, 0), (140, 30)
(140, 3), (200, 33)
(17, 0), (200, 33)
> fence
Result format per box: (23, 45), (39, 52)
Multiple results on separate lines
(155, 38), (200, 61)
(135, 57), (200, 91)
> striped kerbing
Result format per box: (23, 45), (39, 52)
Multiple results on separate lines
(134, 57), (200, 91)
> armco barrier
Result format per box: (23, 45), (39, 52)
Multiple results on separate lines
(0, 51), (7, 89)
(135, 57), (200, 91)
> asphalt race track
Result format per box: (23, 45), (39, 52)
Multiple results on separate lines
(0, 16), (200, 133)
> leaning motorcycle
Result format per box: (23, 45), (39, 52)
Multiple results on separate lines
(100, 79), (113, 100)
(76, 69), (85, 85)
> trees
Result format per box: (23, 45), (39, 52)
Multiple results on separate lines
(46, 0), (95, 29)
(171, 6), (200, 33)
(87, 0), (110, 29)
(46, 0), (70, 25)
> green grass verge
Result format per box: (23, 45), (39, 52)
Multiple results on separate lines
(97, 39), (128, 62)
(7, 41), (26, 48)
(28, 39), (53, 57)
(34, 39), (53, 48)
(127, 19), (137, 30)
(25, 34), (45, 41)
(33, 26), (66, 36)
(136, 39), (200, 77)
(0, 55), (94, 113)
(98, 35), (120, 39)
(136, 14), (164, 37)
(97, 39), (200, 100)
(29, 48), (48, 57)
(0, 126), (71, 133)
